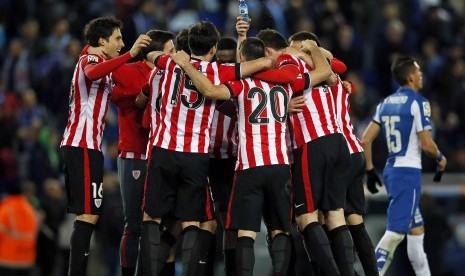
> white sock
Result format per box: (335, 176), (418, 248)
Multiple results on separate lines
(375, 230), (405, 276)
(407, 234), (431, 276)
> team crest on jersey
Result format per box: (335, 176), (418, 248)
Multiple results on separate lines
(422, 102), (431, 117)
(132, 170), (141, 180)
(94, 199), (102, 208)
(88, 55), (99, 63)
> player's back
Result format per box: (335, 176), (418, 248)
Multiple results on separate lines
(152, 55), (238, 153)
(376, 88), (430, 169)
(227, 77), (292, 170)
(288, 57), (340, 149)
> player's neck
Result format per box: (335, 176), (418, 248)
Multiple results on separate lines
(402, 84), (418, 92)
(191, 54), (213, 62)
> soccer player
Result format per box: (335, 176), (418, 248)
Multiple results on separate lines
(206, 36), (239, 276)
(256, 29), (351, 276)
(141, 21), (272, 276)
(289, 31), (378, 276)
(362, 56), (447, 276)
(170, 36), (331, 276)
(60, 16), (150, 276)
(111, 30), (175, 276)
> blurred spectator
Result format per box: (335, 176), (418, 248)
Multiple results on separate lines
(96, 172), (124, 276)
(1, 38), (34, 94)
(36, 178), (66, 276)
(18, 18), (47, 60)
(0, 182), (40, 276)
(442, 218), (465, 275)
(331, 23), (363, 72)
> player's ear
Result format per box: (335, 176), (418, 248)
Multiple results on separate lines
(210, 45), (217, 57)
(264, 47), (272, 57)
(98, 37), (107, 47)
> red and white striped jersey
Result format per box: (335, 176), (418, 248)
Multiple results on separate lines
(146, 68), (164, 144)
(224, 78), (294, 171)
(209, 111), (238, 159)
(61, 54), (112, 151)
(329, 76), (363, 154)
(150, 55), (239, 153)
(288, 58), (341, 149)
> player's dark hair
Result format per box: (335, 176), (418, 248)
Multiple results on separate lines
(83, 16), (122, 47)
(141, 30), (175, 59)
(217, 37), (237, 51)
(391, 56), (416, 85)
(288, 31), (321, 47)
(256, 29), (288, 51)
(241, 37), (265, 61)
(188, 21), (220, 56)
(176, 28), (191, 54)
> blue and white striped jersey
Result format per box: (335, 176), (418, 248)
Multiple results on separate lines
(373, 88), (432, 169)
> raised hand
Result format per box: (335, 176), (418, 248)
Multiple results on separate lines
(171, 50), (191, 68)
(130, 34), (152, 58)
(236, 16), (250, 38)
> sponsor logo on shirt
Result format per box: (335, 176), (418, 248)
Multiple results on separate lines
(423, 102), (431, 117)
(88, 55), (99, 63)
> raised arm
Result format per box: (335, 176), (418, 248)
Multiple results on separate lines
(85, 34), (151, 80)
(236, 16), (250, 62)
(300, 40), (333, 86)
(171, 51), (231, 100)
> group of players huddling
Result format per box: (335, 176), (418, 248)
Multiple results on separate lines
(60, 11), (444, 276)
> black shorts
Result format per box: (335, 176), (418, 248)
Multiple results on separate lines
(292, 134), (351, 215)
(143, 146), (209, 222)
(61, 146), (104, 215)
(226, 165), (292, 233)
(345, 152), (366, 215)
(208, 157), (236, 213)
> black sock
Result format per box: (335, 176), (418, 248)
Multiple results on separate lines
(157, 231), (177, 274)
(236, 237), (255, 276)
(68, 220), (94, 276)
(206, 233), (216, 276)
(181, 225), (200, 276)
(224, 249), (236, 276)
(141, 221), (161, 276)
(329, 225), (354, 276)
(287, 233), (296, 276)
(193, 229), (214, 276)
(160, 261), (175, 276)
(271, 233), (291, 275)
(348, 223), (378, 276)
(122, 266), (135, 276)
(302, 222), (340, 276)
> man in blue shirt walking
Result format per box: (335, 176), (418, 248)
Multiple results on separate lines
(362, 56), (447, 276)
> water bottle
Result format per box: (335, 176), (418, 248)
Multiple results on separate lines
(239, 0), (249, 21)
